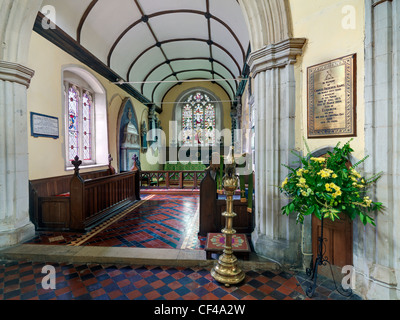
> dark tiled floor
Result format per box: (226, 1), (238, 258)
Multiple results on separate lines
(26, 194), (206, 250)
(0, 260), (361, 301)
(15, 192), (363, 301)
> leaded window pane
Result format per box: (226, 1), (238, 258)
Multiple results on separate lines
(68, 85), (79, 161)
(181, 91), (216, 146)
(82, 91), (93, 160)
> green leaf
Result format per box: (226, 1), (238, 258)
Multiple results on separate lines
(314, 208), (322, 220)
(289, 203), (295, 212)
(305, 206), (315, 216)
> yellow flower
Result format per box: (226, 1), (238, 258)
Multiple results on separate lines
(299, 178), (306, 185)
(281, 177), (288, 188)
(311, 157), (326, 163)
(363, 196), (372, 207)
(332, 174), (338, 178)
(332, 190), (342, 198)
(317, 168), (333, 178)
(350, 168), (361, 178)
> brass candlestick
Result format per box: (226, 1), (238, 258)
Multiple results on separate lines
(211, 149), (245, 287)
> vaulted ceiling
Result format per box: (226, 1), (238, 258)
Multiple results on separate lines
(38, 0), (250, 110)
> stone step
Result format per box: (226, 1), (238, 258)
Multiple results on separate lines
(0, 244), (281, 272)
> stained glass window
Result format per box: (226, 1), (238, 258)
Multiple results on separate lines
(82, 91), (92, 161)
(181, 92), (216, 146)
(66, 83), (94, 163)
(68, 85), (79, 161)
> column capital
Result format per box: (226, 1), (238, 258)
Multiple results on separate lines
(0, 61), (35, 88)
(247, 38), (306, 76)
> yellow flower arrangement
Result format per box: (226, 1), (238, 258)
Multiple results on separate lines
(279, 139), (383, 225)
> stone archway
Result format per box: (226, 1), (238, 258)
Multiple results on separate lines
(238, 0), (306, 266)
(0, 0), (44, 247)
(0, 0), (305, 260)
(238, 0), (293, 50)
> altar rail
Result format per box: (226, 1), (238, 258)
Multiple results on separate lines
(140, 170), (206, 189)
(30, 162), (140, 232)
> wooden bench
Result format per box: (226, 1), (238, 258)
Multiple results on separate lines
(199, 169), (254, 236)
(29, 156), (140, 232)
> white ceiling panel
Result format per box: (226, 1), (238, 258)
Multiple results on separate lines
(170, 60), (213, 73)
(217, 80), (236, 100)
(162, 41), (210, 59)
(214, 64), (237, 83)
(177, 70), (214, 81)
(111, 25), (155, 79)
(80, 0), (142, 64)
(209, 0), (250, 46)
(41, 0), (92, 40)
(210, 20), (246, 66)
(150, 13), (208, 41)
(143, 64), (175, 98)
(139, 0), (206, 14)
(151, 75), (179, 105)
(212, 47), (242, 77)
(128, 47), (166, 82)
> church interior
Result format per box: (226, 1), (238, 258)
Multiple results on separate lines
(0, 0), (399, 302)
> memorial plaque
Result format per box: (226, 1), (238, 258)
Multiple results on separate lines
(307, 54), (356, 138)
(30, 112), (59, 139)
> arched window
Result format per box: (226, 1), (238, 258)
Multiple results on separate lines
(67, 83), (94, 161)
(181, 91), (217, 146)
(63, 66), (108, 169)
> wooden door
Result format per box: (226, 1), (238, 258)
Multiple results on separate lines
(312, 212), (353, 270)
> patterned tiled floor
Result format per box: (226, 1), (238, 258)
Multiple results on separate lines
(14, 192), (363, 301)
(0, 260), (361, 301)
(26, 194), (206, 250)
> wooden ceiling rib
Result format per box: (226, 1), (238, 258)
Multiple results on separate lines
(205, 0), (215, 79)
(140, 57), (237, 94)
(77, 0), (98, 43)
(42, 0), (249, 109)
(106, 9), (246, 67)
(126, 38), (242, 82)
(150, 70), (236, 103)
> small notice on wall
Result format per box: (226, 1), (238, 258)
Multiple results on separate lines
(307, 54), (356, 138)
(30, 112), (59, 139)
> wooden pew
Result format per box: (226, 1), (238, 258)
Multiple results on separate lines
(198, 168), (254, 236)
(29, 156), (140, 232)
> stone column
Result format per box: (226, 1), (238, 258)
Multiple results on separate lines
(0, 0), (43, 247)
(356, 0), (400, 299)
(247, 38), (306, 266)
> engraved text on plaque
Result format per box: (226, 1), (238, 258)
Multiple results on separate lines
(307, 54), (356, 138)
